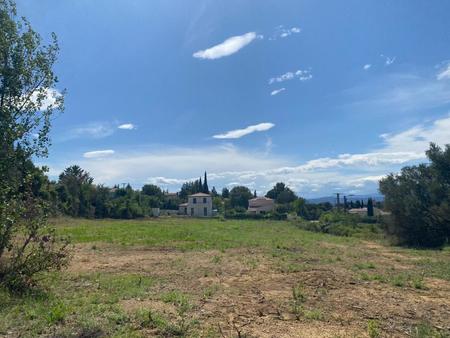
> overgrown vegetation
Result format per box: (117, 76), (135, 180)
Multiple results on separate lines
(0, 0), (70, 293)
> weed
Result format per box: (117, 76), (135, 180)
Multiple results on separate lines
(304, 309), (324, 321)
(354, 262), (376, 270)
(367, 319), (380, 338)
(412, 322), (450, 338)
(203, 284), (220, 299)
(211, 255), (222, 264)
(291, 284), (306, 320)
(47, 302), (68, 325)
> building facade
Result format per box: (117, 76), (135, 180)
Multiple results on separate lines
(247, 197), (275, 214)
(178, 193), (213, 217)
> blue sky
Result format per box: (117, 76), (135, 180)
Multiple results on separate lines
(19, 0), (450, 197)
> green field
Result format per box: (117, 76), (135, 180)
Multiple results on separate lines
(1, 218), (449, 337)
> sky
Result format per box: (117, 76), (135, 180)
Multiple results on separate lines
(18, 0), (450, 198)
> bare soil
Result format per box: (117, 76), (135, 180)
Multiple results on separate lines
(69, 243), (450, 338)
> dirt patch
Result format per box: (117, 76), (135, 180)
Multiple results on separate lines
(68, 243), (450, 337)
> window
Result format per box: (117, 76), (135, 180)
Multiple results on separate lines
(193, 198), (197, 204)
(204, 207), (207, 216)
(184, 207), (187, 215)
(203, 197), (207, 203)
(191, 208), (194, 216)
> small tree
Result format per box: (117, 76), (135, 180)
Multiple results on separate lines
(0, 1), (69, 292)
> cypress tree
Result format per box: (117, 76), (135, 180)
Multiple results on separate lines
(254, 190), (257, 198)
(203, 171), (209, 193)
(367, 198), (374, 217)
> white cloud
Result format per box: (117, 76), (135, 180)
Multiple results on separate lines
(270, 26), (302, 40)
(213, 122), (275, 139)
(118, 123), (135, 130)
(363, 64), (371, 70)
(437, 62), (450, 80)
(381, 54), (396, 66)
(270, 88), (286, 96)
(28, 88), (62, 111)
(47, 116), (450, 197)
(83, 150), (115, 159)
(269, 69), (312, 84)
(65, 122), (115, 140)
(193, 32), (258, 60)
(280, 26), (301, 38)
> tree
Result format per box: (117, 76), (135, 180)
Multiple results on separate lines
(266, 182), (297, 204)
(142, 184), (162, 198)
(253, 190), (257, 198)
(0, 0), (69, 292)
(379, 143), (450, 248)
(367, 198), (374, 217)
(229, 186), (253, 209)
(57, 165), (94, 217)
(221, 187), (230, 199)
(211, 186), (218, 197)
(203, 171), (209, 194)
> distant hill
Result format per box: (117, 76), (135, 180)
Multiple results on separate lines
(306, 193), (384, 205)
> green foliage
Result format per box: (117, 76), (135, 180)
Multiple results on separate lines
(367, 319), (380, 338)
(229, 186), (253, 209)
(380, 143), (450, 248)
(265, 182), (297, 204)
(291, 283), (306, 320)
(295, 201), (333, 220)
(221, 187), (229, 198)
(0, 0), (70, 293)
(295, 210), (383, 239)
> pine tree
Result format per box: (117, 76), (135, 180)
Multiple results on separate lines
(253, 190), (257, 198)
(361, 200), (365, 208)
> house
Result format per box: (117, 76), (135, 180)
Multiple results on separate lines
(248, 197), (275, 214)
(178, 193), (213, 217)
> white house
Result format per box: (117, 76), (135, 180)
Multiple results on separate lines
(248, 197), (275, 214)
(178, 193), (213, 217)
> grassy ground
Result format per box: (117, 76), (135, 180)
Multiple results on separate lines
(1, 217), (449, 337)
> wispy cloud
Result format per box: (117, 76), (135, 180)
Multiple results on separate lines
(437, 62), (450, 80)
(269, 26), (301, 40)
(269, 69), (312, 84)
(363, 64), (371, 70)
(83, 150), (115, 159)
(118, 123), (135, 130)
(213, 122), (275, 139)
(270, 88), (286, 96)
(193, 32), (259, 60)
(65, 122), (115, 140)
(344, 72), (450, 114)
(381, 54), (396, 66)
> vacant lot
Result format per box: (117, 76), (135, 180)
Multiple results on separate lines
(1, 218), (449, 337)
